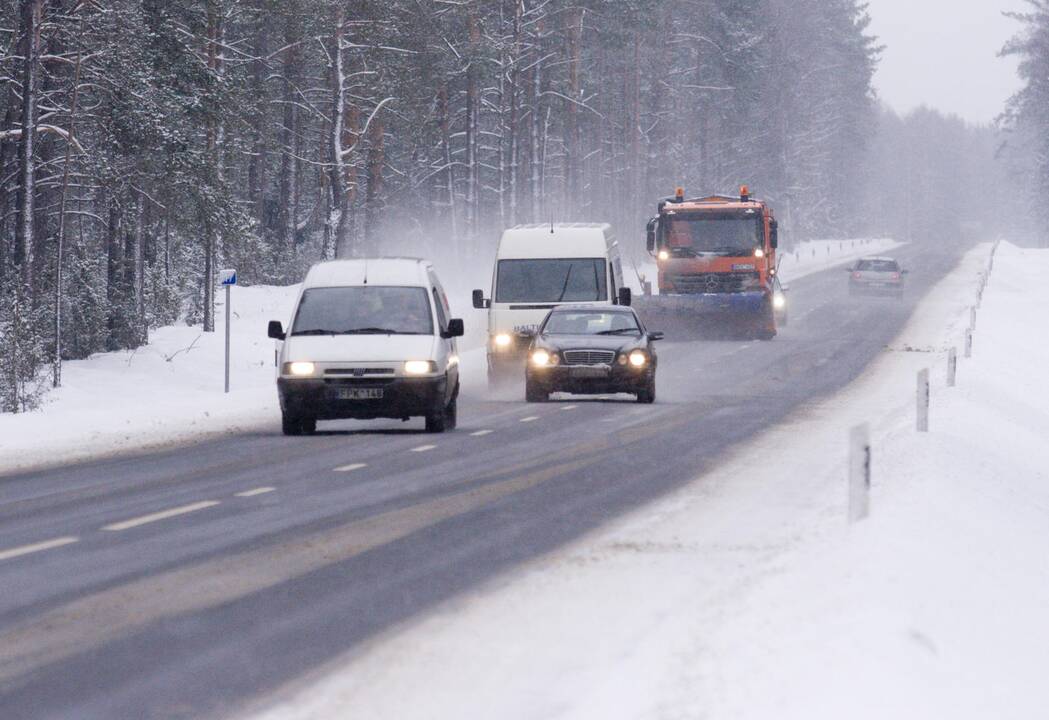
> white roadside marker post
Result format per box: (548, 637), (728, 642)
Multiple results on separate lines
(917, 368), (930, 432)
(965, 328), (973, 359)
(947, 347), (957, 387)
(970, 306), (977, 332)
(220, 269), (237, 393)
(849, 424), (871, 523)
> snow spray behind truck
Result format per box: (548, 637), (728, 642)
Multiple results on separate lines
(634, 186), (785, 340)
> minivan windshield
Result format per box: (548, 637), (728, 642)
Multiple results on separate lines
(290, 286), (434, 336)
(496, 258), (608, 303)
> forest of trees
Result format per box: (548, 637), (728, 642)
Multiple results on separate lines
(0, 0), (1037, 412)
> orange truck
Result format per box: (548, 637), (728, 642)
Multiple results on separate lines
(639, 186), (786, 339)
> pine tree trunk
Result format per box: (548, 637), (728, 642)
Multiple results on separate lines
(14, 0), (42, 293)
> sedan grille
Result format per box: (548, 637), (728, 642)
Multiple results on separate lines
(563, 349), (616, 366)
(667, 272), (759, 294)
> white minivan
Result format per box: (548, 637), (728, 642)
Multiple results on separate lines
(268, 258), (464, 435)
(472, 223), (630, 383)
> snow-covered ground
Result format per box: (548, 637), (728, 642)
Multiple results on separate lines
(252, 241), (1049, 720)
(0, 238), (899, 475)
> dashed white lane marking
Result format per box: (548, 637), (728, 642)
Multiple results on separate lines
(470, 430), (494, 437)
(0, 536), (79, 562)
(411, 445), (436, 453)
(520, 416), (540, 423)
(235, 487), (275, 497)
(334, 463), (368, 473)
(102, 501), (221, 532)
(561, 405), (578, 411)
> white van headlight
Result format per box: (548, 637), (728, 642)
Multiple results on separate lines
(404, 360), (436, 375)
(494, 333), (512, 349)
(286, 361), (316, 377)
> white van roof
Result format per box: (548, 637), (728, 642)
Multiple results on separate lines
(303, 257), (433, 289)
(497, 223), (615, 260)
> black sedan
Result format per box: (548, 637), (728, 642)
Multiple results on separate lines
(525, 305), (662, 404)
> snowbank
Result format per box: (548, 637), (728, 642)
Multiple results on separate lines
(252, 241), (1049, 720)
(0, 285), (298, 474)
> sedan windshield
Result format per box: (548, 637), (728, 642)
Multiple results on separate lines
(291, 286), (433, 336)
(496, 258), (608, 303)
(543, 311), (640, 336)
(666, 212), (762, 256)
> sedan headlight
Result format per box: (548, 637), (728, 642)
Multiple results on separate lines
(286, 361), (316, 377)
(628, 351), (647, 368)
(404, 360), (436, 375)
(531, 349), (558, 367)
(494, 333), (512, 349)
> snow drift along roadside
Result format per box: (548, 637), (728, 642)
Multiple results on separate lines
(250, 241), (1049, 720)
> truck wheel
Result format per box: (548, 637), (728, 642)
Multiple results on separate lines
(525, 377), (548, 403)
(636, 378), (656, 404)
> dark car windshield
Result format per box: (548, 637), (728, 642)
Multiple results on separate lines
(291, 286), (433, 336)
(543, 311), (640, 336)
(665, 212), (763, 256)
(496, 259), (608, 303)
(855, 259), (900, 272)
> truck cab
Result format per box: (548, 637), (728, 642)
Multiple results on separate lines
(473, 223), (630, 384)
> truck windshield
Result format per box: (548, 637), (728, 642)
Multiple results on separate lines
(665, 213), (763, 257)
(496, 259), (608, 303)
(290, 286), (434, 336)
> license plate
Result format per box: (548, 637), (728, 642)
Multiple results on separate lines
(571, 366), (609, 378)
(335, 387), (383, 400)
(868, 282), (887, 287)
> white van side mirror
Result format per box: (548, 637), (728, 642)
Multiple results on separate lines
(472, 289), (490, 309)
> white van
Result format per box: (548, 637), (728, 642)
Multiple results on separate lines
(472, 223), (630, 382)
(268, 258), (464, 435)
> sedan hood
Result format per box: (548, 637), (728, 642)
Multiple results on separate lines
(283, 334), (436, 363)
(537, 334), (643, 353)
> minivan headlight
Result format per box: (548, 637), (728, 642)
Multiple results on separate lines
(286, 361), (316, 377)
(404, 360), (436, 375)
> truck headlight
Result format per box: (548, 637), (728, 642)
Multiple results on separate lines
(754, 248), (765, 258)
(628, 351), (647, 367)
(773, 294), (786, 309)
(494, 333), (512, 349)
(404, 360), (436, 375)
(286, 361), (316, 377)
(658, 250), (670, 261)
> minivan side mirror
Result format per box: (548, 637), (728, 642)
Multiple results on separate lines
(443, 318), (465, 338)
(268, 320), (285, 340)
(770, 220), (779, 249)
(618, 287), (632, 307)
(648, 331), (664, 341)
(472, 289), (490, 309)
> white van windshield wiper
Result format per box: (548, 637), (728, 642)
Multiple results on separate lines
(340, 327), (398, 335)
(291, 328), (339, 336)
(556, 264), (575, 302)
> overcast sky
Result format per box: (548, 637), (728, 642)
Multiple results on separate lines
(864, 0), (1027, 124)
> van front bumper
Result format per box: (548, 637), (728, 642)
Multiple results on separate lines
(277, 376), (448, 420)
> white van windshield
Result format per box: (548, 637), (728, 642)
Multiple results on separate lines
(291, 286), (434, 336)
(496, 258), (607, 303)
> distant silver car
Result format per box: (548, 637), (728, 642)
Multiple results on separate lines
(848, 257), (907, 299)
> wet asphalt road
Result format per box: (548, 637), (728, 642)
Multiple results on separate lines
(0, 242), (964, 719)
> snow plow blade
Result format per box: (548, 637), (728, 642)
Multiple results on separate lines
(633, 293), (775, 341)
